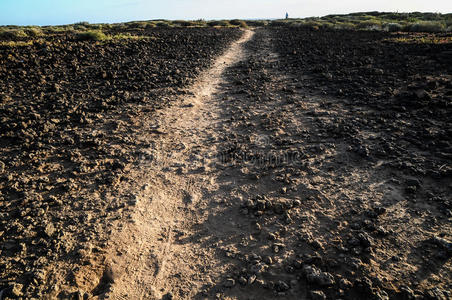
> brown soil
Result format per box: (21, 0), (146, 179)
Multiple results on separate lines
(1, 26), (451, 300)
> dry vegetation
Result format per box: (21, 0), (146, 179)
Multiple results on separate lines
(1, 12), (451, 47)
(270, 12), (452, 32)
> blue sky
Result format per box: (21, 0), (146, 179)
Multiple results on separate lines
(1, 0), (451, 26)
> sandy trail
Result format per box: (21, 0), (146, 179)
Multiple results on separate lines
(89, 29), (255, 300)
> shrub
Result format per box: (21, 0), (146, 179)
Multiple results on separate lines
(0, 40), (34, 47)
(332, 16), (349, 23)
(172, 20), (206, 27)
(409, 21), (445, 32)
(207, 20), (231, 27)
(229, 19), (248, 28)
(73, 22), (89, 31)
(287, 21), (302, 28)
(74, 25), (87, 31)
(88, 24), (104, 30)
(173, 20), (192, 27)
(46, 26), (74, 33)
(0, 29), (28, 39)
(126, 21), (148, 29)
(335, 22), (356, 30)
(289, 20), (321, 30)
(320, 22), (335, 29)
(110, 33), (148, 40)
(386, 23), (403, 32)
(193, 20), (207, 27)
(155, 21), (172, 27)
(17, 29), (29, 37)
(111, 23), (126, 31)
(304, 20), (322, 27)
(76, 30), (107, 41)
(75, 21), (90, 26)
(245, 20), (268, 27)
(190, 20), (207, 27)
(356, 20), (381, 30)
(446, 17), (452, 27)
(25, 27), (43, 37)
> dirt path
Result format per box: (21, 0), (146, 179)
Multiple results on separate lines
(81, 29), (256, 300)
(68, 28), (451, 300)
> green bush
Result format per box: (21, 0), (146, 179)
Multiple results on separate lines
(76, 30), (107, 41)
(409, 21), (445, 32)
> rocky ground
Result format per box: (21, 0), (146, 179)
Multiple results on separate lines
(0, 27), (242, 299)
(0, 25), (451, 300)
(198, 28), (451, 299)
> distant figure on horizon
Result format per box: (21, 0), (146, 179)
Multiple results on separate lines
(285, 12), (289, 19)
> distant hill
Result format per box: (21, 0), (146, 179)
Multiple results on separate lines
(271, 11), (452, 32)
(1, 11), (451, 34)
